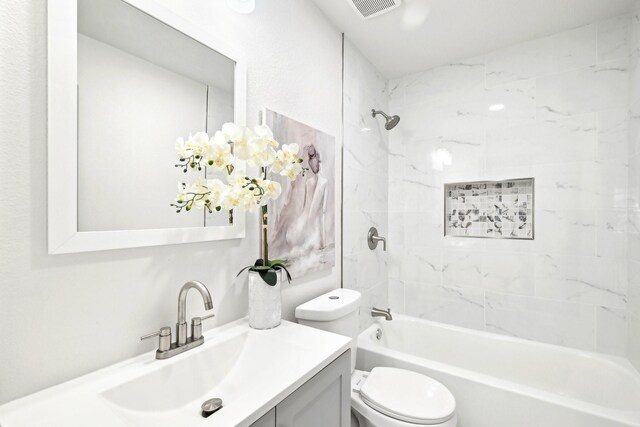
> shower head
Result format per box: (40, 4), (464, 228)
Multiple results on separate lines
(371, 109), (400, 130)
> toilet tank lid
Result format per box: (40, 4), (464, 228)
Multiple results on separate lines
(295, 289), (361, 322)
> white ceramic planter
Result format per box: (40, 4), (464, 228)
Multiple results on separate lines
(247, 270), (282, 329)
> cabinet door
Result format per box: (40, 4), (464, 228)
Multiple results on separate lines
(276, 350), (350, 427)
(250, 408), (276, 427)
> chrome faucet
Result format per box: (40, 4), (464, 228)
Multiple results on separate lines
(177, 280), (214, 346)
(371, 307), (393, 321)
(141, 280), (215, 360)
(368, 227), (387, 251)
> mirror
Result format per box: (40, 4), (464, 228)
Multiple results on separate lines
(48, 0), (247, 253)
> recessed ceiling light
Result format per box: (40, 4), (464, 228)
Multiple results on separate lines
(227, 0), (255, 14)
(488, 104), (505, 112)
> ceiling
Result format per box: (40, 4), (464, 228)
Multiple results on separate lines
(312, 0), (638, 78)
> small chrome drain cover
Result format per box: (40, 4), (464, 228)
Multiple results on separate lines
(201, 397), (223, 418)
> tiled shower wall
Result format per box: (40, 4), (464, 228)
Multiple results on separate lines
(387, 15), (632, 355)
(628, 5), (640, 370)
(343, 39), (389, 331)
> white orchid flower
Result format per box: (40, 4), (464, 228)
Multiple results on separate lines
(205, 136), (234, 170)
(187, 132), (209, 157)
(280, 143), (300, 161)
(189, 179), (212, 209)
(270, 158), (285, 174)
(260, 180), (282, 205)
(221, 123), (253, 160)
(227, 169), (250, 187)
(253, 125), (279, 149)
(248, 146), (277, 168)
(204, 179), (229, 208)
(221, 122), (243, 142)
(175, 137), (190, 159)
(222, 184), (257, 211)
(281, 161), (303, 181)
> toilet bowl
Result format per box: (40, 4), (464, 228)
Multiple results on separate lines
(350, 368), (456, 427)
(295, 289), (457, 427)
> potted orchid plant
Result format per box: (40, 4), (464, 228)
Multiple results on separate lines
(171, 123), (304, 329)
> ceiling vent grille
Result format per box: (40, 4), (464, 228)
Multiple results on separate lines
(347, 0), (402, 20)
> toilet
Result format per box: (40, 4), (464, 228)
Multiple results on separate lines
(295, 289), (457, 427)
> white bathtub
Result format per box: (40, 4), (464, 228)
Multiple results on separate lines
(356, 315), (640, 427)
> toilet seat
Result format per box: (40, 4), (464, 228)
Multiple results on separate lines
(357, 367), (456, 425)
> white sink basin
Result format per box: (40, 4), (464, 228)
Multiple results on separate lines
(101, 331), (252, 413)
(0, 318), (351, 427)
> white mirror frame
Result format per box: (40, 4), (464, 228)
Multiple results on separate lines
(48, 0), (247, 254)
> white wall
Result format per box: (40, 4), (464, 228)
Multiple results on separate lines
(627, 3), (640, 370)
(0, 0), (342, 404)
(342, 39), (389, 331)
(387, 14), (631, 355)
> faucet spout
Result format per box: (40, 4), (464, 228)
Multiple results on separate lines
(177, 281), (213, 346)
(371, 307), (393, 321)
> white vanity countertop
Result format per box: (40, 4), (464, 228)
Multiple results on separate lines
(0, 318), (351, 427)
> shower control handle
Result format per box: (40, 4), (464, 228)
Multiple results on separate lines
(368, 227), (386, 251)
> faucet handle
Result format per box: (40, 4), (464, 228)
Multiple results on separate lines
(141, 326), (172, 352)
(191, 313), (215, 340)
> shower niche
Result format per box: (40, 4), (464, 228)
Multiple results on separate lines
(444, 178), (534, 240)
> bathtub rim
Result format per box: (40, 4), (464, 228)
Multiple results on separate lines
(357, 314), (640, 426)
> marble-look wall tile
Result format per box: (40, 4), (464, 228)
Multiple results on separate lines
(403, 211), (444, 249)
(404, 281), (485, 330)
(536, 254), (627, 308)
(386, 13), (632, 356)
(629, 258), (640, 321)
(534, 209), (596, 256)
(534, 160), (627, 210)
(598, 14), (632, 64)
(400, 59), (485, 108)
(388, 278), (405, 312)
(405, 132), (485, 174)
(629, 314), (640, 368)
(628, 153), (640, 209)
(343, 168), (388, 212)
(485, 292), (596, 351)
(482, 252), (535, 296)
(628, 210), (640, 263)
(626, 7), (640, 368)
(537, 59), (629, 121)
(596, 306), (628, 356)
(388, 212), (405, 248)
(486, 114), (597, 168)
(596, 209), (627, 258)
(399, 247), (444, 286)
(485, 24), (597, 86)
(343, 209), (387, 255)
(484, 78), (536, 130)
(344, 125), (388, 174)
(598, 109), (629, 160)
(442, 250), (484, 288)
(629, 101), (640, 157)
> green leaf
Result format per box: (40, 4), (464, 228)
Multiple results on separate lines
(257, 269), (278, 286)
(268, 259), (287, 267)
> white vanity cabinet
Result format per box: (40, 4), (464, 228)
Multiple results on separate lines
(250, 408), (276, 427)
(250, 350), (351, 427)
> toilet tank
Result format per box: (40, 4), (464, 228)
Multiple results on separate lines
(295, 289), (361, 371)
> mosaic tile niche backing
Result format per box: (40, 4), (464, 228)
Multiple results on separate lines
(445, 178), (534, 239)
